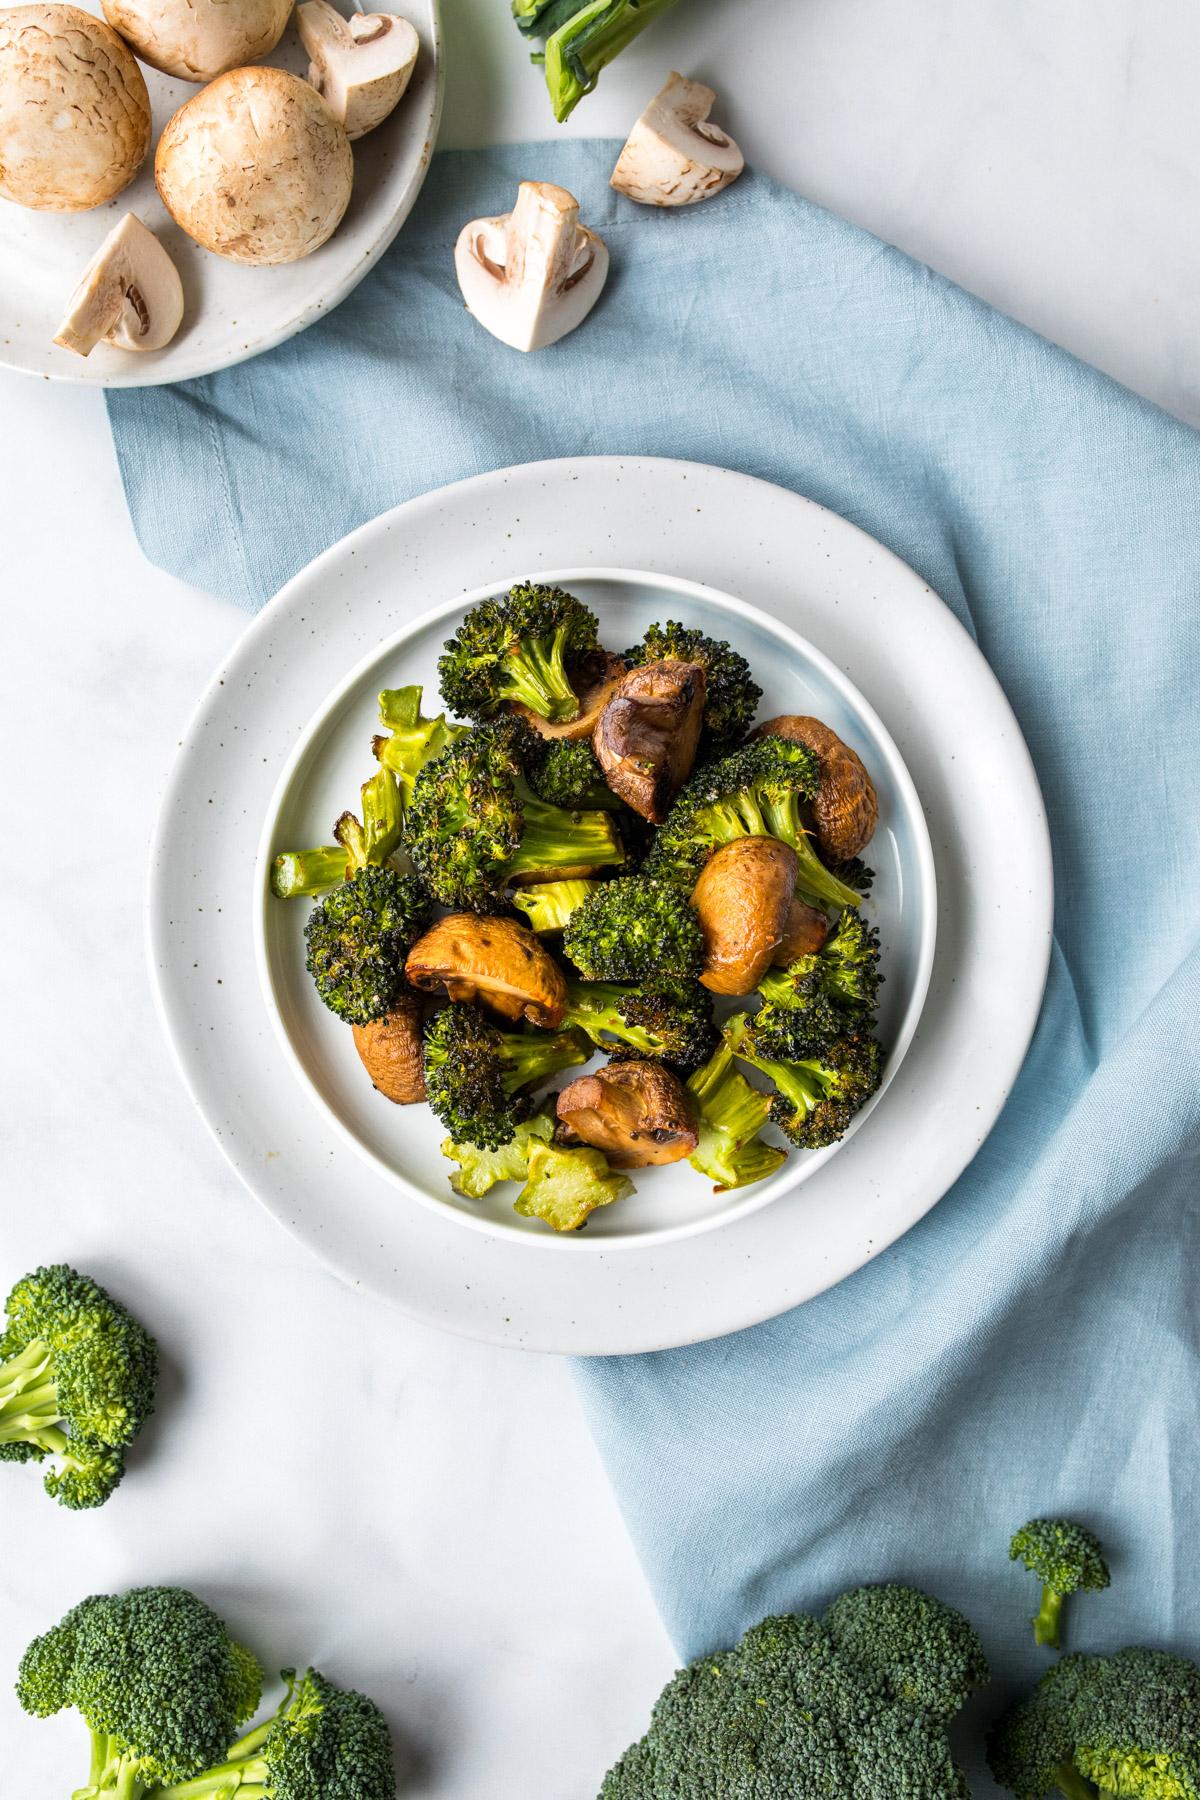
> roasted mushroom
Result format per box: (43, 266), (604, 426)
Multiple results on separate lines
(556, 1062), (698, 1168)
(593, 659), (706, 824)
(405, 913), (567, 1028)
(512, 651), (627, 743)
(773, 898), (830, 966)
(351, 993), (426, 1104)
(691, 837), (798, 996)
(754, 716), (878, 862)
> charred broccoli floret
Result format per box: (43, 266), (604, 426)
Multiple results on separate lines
(757, 907), (883, 1048)
(684, 1042), (787, 1191)
(436, 583), (599, 723)
(726, 1012), (882, 1149)
(528, 739), (619, 810)
(442, 1111), (557, 1198)
(423, 1004), (589, 1150)
(372, 684), (464, 801)
(514, 1141), (634, 1232)
(561, 876), (704, 983)
(1011, 1519), (1111, 1651)
(511, 879), (600, 934)
(303, 864), (431, 1025)
(562, 976), (716, 1075)
(624, 620), (762, 745)
(0, 1265), (157, 1511)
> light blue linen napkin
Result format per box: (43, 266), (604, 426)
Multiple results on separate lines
(109, 142), (1200, 1790)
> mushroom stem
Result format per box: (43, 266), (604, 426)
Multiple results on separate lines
(611, 72), (744, 207)
(54, 213), (184, 357)
(454, 181), (609, 352)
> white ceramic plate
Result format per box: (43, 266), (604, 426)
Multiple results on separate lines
(252, 568), (937, 1250)
(0, 0), (442, 386)
(147, 456), (1052, 1353)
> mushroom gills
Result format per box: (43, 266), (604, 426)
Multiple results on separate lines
(593, 658), (706, 823)
(611, 72), (744, 207)
(54, 214), (183, 357)
(298, 0), (419, 140)
(454, 181), (609, 352)
(556, 1062), (698, 1168)
(406, 913), (568, 1029)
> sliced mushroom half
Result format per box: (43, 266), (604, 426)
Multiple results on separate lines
(691, 836), (798, 995)
(54, 214), (183, 357)
(611, 72), (744, 208)
(298, 0), (418, 140)
(593, 658), (706, 824)
(754, 715), (879, 861)
(454, 181), (609, 353)
(512, 650), (627, 743)
(406, 913), (567, 1028)
(556, 1062), (698, 1168)
(352, 992), (426, 1104)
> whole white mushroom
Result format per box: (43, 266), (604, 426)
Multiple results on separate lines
(0, 4), (150, 212)
(155, 66), (354, 266)
(101, 0), (293, 83)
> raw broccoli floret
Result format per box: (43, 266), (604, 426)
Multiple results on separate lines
(436, 583), (599, 723)
(270, 765), (405, 901)
(684, 1042), (787, 1191)
(514, 1141), (634, 1232)
(153, 1666), (396, 1800)
(757, 907), (883, 1048)
(372, 684), (465, 802)
(16, 1586), (263, 1797)
(562, 976), (716, 1075)
(0, 1265), (157, 1510)
(441, 1111), (556, 1197)
(1011, 1519), (1111, 1650)
(423, 1004), (589, 1150)
(823, 1584), (989, 1723)
(512, 879), (601, 934)
(561, 876), (704, 983)
(727, 1012), (882, 1150)
(624, 620), (762, 745)
(405, 718), (625, 911)
(645, 737), (864, 912)
(303, 864), (432, 1025)
(528, 739), (619, 810)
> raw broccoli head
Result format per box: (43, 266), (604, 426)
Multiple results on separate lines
(423, 1003), (589, 1150)
(0, 1265), (157, 1510)
(514, 1141), (634, 1232)
(561, 876), (704, 983)
(527, 739), (618, 811)
(823, 1584), (989, 1723)
(727, 1013), (883, 1150)
(436, 583), (599, 723)
(624, 620), (762, 745)
(17, 1586), (262, 1795)
(562, 976), (716, 1076)
(303, 865), (432, 1025)
(758, 907), (883, 1049)
(442, 1111), (556, 1198)
(1011, 1519), (1111, 1650)
(684, 1041), (788, 1192)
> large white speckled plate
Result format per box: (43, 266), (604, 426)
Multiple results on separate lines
(0, 0), (442, 386)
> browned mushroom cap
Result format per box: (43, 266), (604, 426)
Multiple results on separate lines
(773, 898), (830, 966)
(593, 658), (706, 823)
(512, 650), (628, 742)
(556, 1061), (698, 1168)
(754, 715), (878, 861)
(691, 837), (798, 995)
(406, 913), (567, 1028)
(352, 993), (426, 1104)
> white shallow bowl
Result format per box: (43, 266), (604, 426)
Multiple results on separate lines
(0, 0), (442, 386)
(253, 568), (937, 1250)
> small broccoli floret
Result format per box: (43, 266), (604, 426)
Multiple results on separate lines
(727, 1012), (882, 1150)
(303, 865), (432, 1025)
(645, 737), (863, 912)
(512, 879), (601, 934)
(562, 976), (716, 1076)
(624, 620), (762, 745)
(757, 907), (883, 1049)
(436, 583), (599, 723)
(828, 855), (875, 897)
(561, 877), (704, 983)
(1011, 1519), (1111, 1650)
(17, 1586), (262, 1797)
(513, 1141), (634, 1232)
(823, 1584), (989, 1723)
(424, 1004), (589, 1150)
(372, 684), (464, 801)
(684, 1042), (787, 1191)
(528, 739), (619, 810)
(0, 1265), (157, 1511)
(441, 1111), (556, 1197)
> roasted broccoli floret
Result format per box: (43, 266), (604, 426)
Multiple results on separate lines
(436, 583), (599, 723)
(727, 1012), (882, 1150)
(303, 864), (432, 1025)
(517, 0), (685, 123)
(372, 684), (464, 801)
(600, 1588), (987, 1800)
(528, 739), (619, 810)
(684, 1042), (787, 1191)
(624, 620), (762, 745)
(405, 719), (624, 911)
(423, 1003), (589, 1150)
(441, 1111), (556, 1197)
(514, 1141), (634, 1232)
(512, 879), (601, 934)
(561, 876), (704, 983)
(562, 976), (716, 1075)
(1011, 1519), (1111, 1651)
(757, 908), (883, 1049)
(0, 1265), (157, 1511)
(154, 1666), (396, 1800)
(645, 737), (864, 912)
(17, 1586), (262, 1797)
(271, 765), (405, 901)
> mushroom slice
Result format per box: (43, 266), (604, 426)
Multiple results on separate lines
(691, 837), (798, 996)
(454, 181), (609, 353)
(556, 1062), (698, 1169)
(755, 716), (879, 861)
(512, 650), (627, 743)
(773, 898), (830, 966)
(611, 72), (744, 208)
(352, 993), (426, 1104)
(593, 658), (706, 824)
(298, 0), (418, 141)
(406, 913), (567, 1028)
(54, 214), (183, 357)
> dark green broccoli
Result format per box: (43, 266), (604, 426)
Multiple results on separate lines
(828, 855), (876, 897)
(517, 0), (684, 122)
(726, 1012), (882, 1150)
(645, 737), (864, 912)
(511, 879), (601, 934)
(987, 1647), (1200, 1800)
(0, 1265), (157, 1510)
(527, 739), (619, 811)
(600, 1589), (987, 1800)
(441, 1111), (557, 1198)
(514, 1140), (634, 1232)
(271, 766), (405, 902)
(1011, 1520), (1112, 1650)
(624, 620), (762, 745)
(303, 865), (432, 1025)
(405, 719), (624, 911)
(757, 908), (883, 1050)
(684, 1042), (787, 1191)
(561, 876), (704, 983)
(562, 976), (716, 1075)
(16, 1586), (263, 1797)
(372, 684), (465, 801)
(436, 583), (599, 723)
(153, 1666), (396, 1800)
(423, 1003), (589, 1149)
(823, 1584), (990, 1723)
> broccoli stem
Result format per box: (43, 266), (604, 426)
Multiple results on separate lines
(507, 785), (625, 881)
(543, 0), (683, 120)
(1034, 1586), (1065, 1649)
(499, 1033), (589, 1094)
(1053, 1762), (1100, 1800)
(693, 795), (860, 912)
(499, 626), (579, 720)
(0, 1342), (64, 1450)
(269, 846), (348, 900)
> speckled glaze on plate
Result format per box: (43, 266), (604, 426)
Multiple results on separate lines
(0, 0), (442, 387)
(146, 456), (1052, 1354)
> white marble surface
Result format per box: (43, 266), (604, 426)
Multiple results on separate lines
(1, 0), (1195, 1791)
